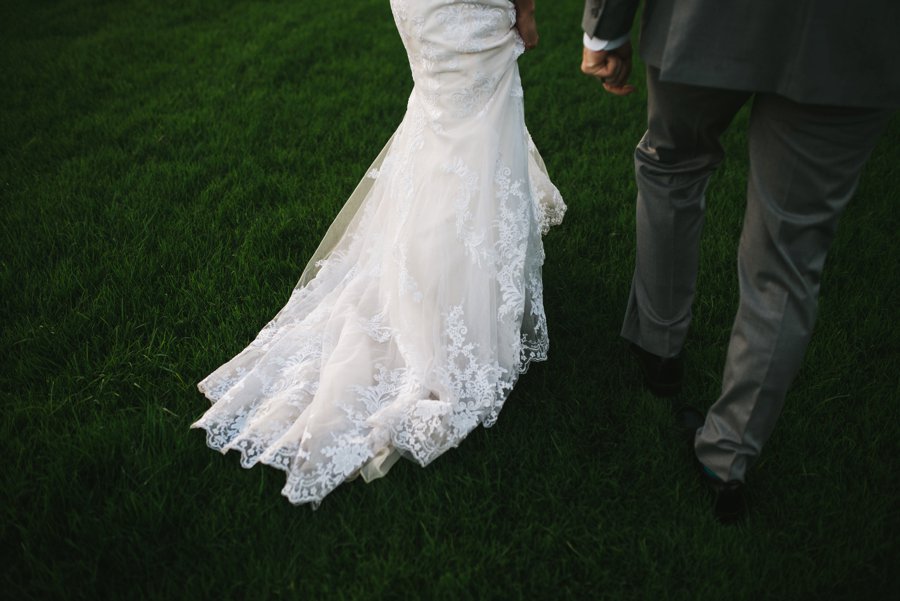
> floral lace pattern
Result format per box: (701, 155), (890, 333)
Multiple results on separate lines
(193, 0), (565, 506)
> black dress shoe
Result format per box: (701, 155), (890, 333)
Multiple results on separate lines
(628, 342), (683, 397)
(674, 404), (705, 441)
(675, 405), (747, 525)
(704, 477), (747, 525)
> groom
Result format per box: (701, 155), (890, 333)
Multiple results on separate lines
(579, 0), (899, 522)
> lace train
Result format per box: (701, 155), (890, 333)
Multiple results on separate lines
(192, 0), (565, 506)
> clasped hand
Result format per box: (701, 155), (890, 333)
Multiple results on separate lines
(581, 42), (635, 96)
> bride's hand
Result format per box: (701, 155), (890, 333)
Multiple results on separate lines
(514, 1), (538, 51)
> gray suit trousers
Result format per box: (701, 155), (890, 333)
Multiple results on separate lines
(622, 66), (892, 481)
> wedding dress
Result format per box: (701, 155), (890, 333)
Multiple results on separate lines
(192, 0), (565, 506)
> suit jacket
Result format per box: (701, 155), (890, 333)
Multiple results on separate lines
(583, 0), (900, 108)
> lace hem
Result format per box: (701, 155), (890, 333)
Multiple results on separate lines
(193, 335), (549, 506)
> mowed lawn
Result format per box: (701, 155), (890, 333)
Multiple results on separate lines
(2, 1), (898, 599)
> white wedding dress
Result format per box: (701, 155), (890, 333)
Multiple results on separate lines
(193, 0), (565, 506)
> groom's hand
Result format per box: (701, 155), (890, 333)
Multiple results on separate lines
(581, 42), (635, 96)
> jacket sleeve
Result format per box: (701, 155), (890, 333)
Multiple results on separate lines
(582, 0), (640, 40)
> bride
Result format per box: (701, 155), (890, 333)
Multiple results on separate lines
(192, 0), (565, 506)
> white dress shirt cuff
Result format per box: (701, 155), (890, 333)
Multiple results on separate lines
(583, 32), (630, 52)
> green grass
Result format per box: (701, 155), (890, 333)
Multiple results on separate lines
(2, 1), (899, 599)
